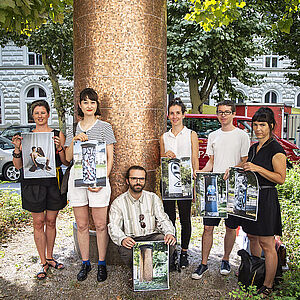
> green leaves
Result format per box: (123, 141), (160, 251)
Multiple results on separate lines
(184, 0), (300, 33)
(0, 0), (73, 34)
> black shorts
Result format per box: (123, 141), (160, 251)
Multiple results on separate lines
(203, 214), (241, 229)
(21, 183), (67, 213)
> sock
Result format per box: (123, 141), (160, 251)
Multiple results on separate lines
(82, 260), (90, 266)
(98, 260), (106, 266)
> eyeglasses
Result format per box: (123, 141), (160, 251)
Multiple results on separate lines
(217, 110), (232, 116)
(129, 177), (145, 183)
(139, 214), (146, 228)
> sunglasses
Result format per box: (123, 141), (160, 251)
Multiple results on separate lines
(139, 214), (146, 229)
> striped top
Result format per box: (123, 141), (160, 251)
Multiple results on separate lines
(65, 119), (116, 147)
(108, 190), (175, 246)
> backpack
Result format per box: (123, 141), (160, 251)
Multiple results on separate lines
(237, 249), (265, 289)
(60, 123), (77, 195)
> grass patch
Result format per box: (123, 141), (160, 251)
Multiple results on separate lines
(0, 188), (31, 242)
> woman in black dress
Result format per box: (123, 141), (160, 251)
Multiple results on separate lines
(242, 107), (286, 297)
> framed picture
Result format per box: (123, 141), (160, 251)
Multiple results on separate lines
(133, 241), (169, 292)
(195, 172), (227, 218)
(161, 157), (193, 200)
(73, 140), (107, 188)
(227, 167), (259, 221)
(22, 132), (56, 179)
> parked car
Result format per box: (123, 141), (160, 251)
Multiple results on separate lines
(0, 125), (35, 140)
(181, 114), (300, 169)
(0, 136), (21, 181)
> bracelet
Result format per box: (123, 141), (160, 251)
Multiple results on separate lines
(58, 147), (64, 153)
(12, 150), (22, 158)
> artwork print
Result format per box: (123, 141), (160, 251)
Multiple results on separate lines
(73, 140), (107, 188)
(161, 157), (193, 200)
(133, 241), (169, 292)
(227, 167), (259, 221)
(195, 172), (227, 218)
(22, 132), (56, 179)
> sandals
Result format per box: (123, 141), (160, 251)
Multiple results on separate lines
(36, 263), (49, 280)
(46, 258), (65, 270)
(257, 285), (273, 298)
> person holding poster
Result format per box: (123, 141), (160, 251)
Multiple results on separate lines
(160, 98), (199, 269)
(192, 100), (250, 280)
(12, 100), (68, 280)
(242, 107), (286, 297)
(65, 88), (116, 282)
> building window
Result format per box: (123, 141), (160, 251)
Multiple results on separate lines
(236, 90), (246, 103)
(296, 93), (300, 107)
(265, 91), (278, 103)
(265, 56), (278, 68)
(24, 86), (48, 123)
(28, 50), (42, 66)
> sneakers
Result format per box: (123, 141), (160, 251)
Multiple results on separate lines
(179, 252), (189, 269)
(220, 260), (231, 275)
(192, 264), (208, 280)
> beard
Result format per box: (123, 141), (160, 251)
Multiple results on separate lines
(129, 182), (146, 193)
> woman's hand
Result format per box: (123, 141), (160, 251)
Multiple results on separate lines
(243, 162), (261, 173)
(53, 135), (63, 150)
(73, 132), (88, 142)
(164, 150), (176, 159)
(12, 135), (22, 151)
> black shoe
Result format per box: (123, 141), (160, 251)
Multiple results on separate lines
(77, 263), (91, 281)
(191, 264), (208, 280)
(97, 265), (107, 282)
(180, 252), (189, 268)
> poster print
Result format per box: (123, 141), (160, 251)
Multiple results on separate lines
(195, 172), (227, 218)
(133, 241), (169, 292)
(73, 140), (107, 188)
(22, 132), (56, 179)
(161, 157), (193, 200)
(227, 167), (259, 221)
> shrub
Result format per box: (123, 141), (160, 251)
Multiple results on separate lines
(0, 188), (31, 241)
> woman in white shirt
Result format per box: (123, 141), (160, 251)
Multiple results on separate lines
(160, 98), (199, 268)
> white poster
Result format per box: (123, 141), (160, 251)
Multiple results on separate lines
(22, 132), (56, 179)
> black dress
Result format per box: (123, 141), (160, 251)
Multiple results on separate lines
(242, 139), (286, 236)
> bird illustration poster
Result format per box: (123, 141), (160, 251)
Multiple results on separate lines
(161, 157), (193, 200)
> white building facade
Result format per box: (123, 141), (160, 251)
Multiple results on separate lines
(172, 55), (300, 110)
(0, 42), (67, 130)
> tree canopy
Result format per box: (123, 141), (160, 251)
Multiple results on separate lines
(184, 0), (300, 33)
(168, 0), (265, 112)
(0, 0), (72, 33)
(0, 6), (73, 132)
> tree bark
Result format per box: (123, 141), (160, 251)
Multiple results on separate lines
(42, 53), (66, 134)
(189, 77), (203, 113)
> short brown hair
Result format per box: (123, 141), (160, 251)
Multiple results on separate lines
(31, 100), (50, 115)
(216, 100), (236, 113)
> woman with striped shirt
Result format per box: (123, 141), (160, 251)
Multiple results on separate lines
(65, 88), (116, 283)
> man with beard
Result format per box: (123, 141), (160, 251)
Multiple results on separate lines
(108, 165), (176, 267)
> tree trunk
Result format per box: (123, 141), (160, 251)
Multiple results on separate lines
(42, 54), (66, 134)
(189, 77), (202, 113)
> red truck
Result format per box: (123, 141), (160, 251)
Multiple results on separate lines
(182, 114), (300, 169)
